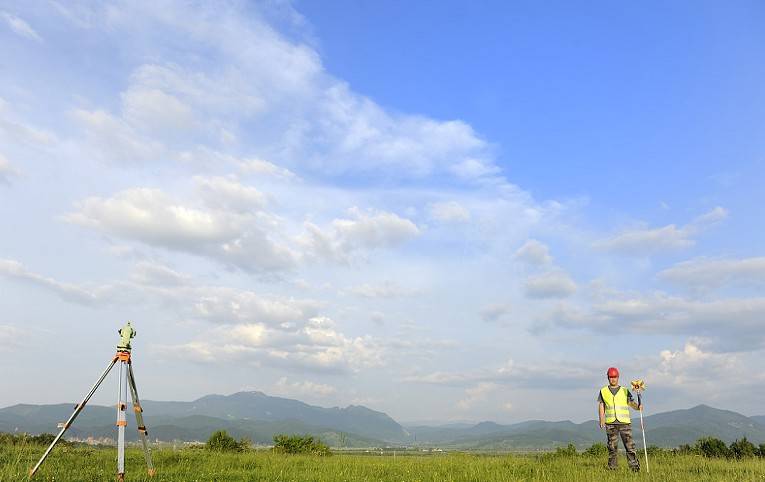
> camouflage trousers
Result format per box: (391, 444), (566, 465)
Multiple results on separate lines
(606, 424), (640, 471)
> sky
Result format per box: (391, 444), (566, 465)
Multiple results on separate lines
(1, 0), (764, 424)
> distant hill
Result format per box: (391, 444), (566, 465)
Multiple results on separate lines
(407, 405), (765, 449)
(139, 391), (406, 442)
(0, 392), (404, 446)
(3, 394), (764, 450)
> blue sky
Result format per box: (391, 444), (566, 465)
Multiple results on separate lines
(1, 1), (764, 423)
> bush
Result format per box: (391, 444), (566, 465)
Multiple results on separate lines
(729, 437), (756, 459)
(29, 433), (57, 446)
(0, 432), (68, 447)
(645, 445), (666, 455)
(696, 437), (730, 458)
(206, 430), (247, 452)
(273, 434), (331, 456)
(554, 443), (577, 456)
(757, 443), (765, 458)
(584, 442), (607, 456)
(674, 443), (698, 455)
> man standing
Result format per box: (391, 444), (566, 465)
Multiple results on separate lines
(598, 367), (642, 471)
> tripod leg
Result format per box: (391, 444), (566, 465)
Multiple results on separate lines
(127, 361), (156, 477)
(116, 360), (128, 481)
(29, 357), (118, 478)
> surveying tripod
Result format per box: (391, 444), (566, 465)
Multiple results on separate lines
(29, 322), (156, 481)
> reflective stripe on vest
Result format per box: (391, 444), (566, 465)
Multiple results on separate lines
(601, 386), (631, 424)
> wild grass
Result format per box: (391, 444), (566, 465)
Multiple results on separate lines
(1, 444), (764, 482)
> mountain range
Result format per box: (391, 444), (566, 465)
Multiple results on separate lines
(2, 392), (763, 450)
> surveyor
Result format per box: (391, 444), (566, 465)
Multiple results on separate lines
(597, 367), (642, 471)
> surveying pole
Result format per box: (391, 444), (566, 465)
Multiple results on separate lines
(29, 322), (156, 481)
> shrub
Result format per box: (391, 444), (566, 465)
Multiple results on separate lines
(729, 437), (756, 459)
(206, 430), (247, 452)
(554, 443), (577, 456)
(584, 442), (607, 456)
(756, 443), (765, 458)
(0, 432), (68, 447)
(674, 443), (697, 455)
(645, 445), (666, 455)
(30, 433), (57, 446)
(273, 434), (331, 456)
(696, 437), (730, 458)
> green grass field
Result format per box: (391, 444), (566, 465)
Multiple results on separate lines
(2, 445), (764, 482)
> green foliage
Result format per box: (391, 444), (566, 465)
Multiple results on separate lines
(696, 437), (731, 458)
(674, 443), (698, 455)
(273, 434), (331, 456)
(757, 443), (765, 458)
(729, 437), (756, 459)
(645, 445), (666, 456)
(29, 433), (57, 446)
(554, 443), (577, 456)
(583, 442), (607, 456)
(0, 432), (67, 446)
(206, 430), (248, 452)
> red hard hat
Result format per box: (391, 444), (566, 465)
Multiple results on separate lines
(607, 367), (619, 377)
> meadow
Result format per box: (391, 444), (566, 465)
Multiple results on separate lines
(2, 445), (764, 482)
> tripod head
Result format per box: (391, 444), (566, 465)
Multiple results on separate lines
(117, 321), (136, 351)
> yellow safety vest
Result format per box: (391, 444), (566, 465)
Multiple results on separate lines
(601, 385), (631, 424)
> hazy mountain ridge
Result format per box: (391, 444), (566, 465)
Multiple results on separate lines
(2, 394), (764, 449)
(406, 405), (765, 449)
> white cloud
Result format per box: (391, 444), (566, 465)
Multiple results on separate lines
(300, 208), (420, 263)
(0, 153), (19, 185)
(346, 281), (416, 299)
(64, 187), (298, 272)
(0, 259), (386, 372)
(194, 176), (268, 213)
(595, 224), (693, 254)
(73, 109), (166, 165)
(536, 290), (765, 351)
(129, 261), (190, 287)
(0, 258), (97, 304)
(1, 11), (42, 42)
(0, 324), (23, 350)
(524, 270), (577, 299)
(479, 303), (511, 323)
(370, 311), (385, 325)
(122, 87), (197, 135)
(274, 377), (336, 398)
(638, 341), (765, 406)
(66, 3), (499, 181)
(238, 158), (296, 179)
(428, 201), (471, 223)
(449, 158), (501, 180)
(594, 207), (728, 256)
(457, 382), (498, 410)
(690, 206), (728, 229)
(0, 101), (57, 147)
(404, 359), (595, 390)
(159, 317), (384, 373)
(514, 239), (552, 265)
(658, 256), (765, 289)
(0, 257), (320, 326)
